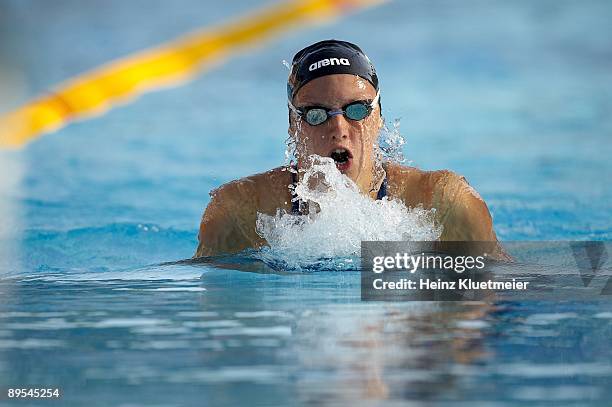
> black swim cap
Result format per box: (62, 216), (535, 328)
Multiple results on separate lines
(287, 40), (379, 101)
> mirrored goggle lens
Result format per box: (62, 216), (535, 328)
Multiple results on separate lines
(305, 109), (328, 126)
(345, 102), (370, 121)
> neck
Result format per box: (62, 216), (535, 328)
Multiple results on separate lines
(356, 163), (386, 199)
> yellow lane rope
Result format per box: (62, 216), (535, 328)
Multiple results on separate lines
(0, 0), (385, 148)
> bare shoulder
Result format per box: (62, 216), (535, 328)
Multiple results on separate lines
(385, 161), (466, 186)
(195, 167), (291, 257)
(384, 162), (498, 242)
(209, 166), (290, 206)
(385, 161), (480, 201)
(384, 162), (462, 207)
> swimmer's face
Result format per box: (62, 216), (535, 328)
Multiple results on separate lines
(289, 74), (382, 187)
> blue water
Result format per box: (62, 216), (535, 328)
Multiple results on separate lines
(1, 0), (612, 405)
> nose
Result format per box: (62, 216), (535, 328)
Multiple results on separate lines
(328, 112), (349, 140)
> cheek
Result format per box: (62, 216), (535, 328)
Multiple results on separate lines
(304, 128), (327, 144)
(354, 119), (379, 148)
(297, 129), (324, 154)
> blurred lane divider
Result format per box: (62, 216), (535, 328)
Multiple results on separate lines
(0, 0), (385, 148)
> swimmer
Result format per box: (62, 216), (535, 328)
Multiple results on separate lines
(195, 40), (507, 258)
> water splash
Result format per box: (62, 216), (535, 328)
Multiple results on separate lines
(255, 156), (442, 271)
(283, 132), (298, 169)
(284, 113), (408, 169)
(379, 118), (406, 164)
(283, 112), (304, 170)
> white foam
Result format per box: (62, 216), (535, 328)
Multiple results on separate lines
(209, 326), (292, 337)
(113, 287), (206, 292)
(21, 266), (203, 282)
(234, 311), (293, 318)
(92, 318), (170, 328)
(256, 156), (441, 269)
(183, 320), (242, 328)
(0, 339), (65, 349)
(176, 311), (219, 318)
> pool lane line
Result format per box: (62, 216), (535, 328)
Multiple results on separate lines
(0, 0), (386, 149)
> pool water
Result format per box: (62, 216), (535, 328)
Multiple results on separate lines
(1, 0), (612, 405)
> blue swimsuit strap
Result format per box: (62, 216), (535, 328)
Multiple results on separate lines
(290, 169), (301, 214)
(290, 167), (387, 214)
(376, 176), (388, 200)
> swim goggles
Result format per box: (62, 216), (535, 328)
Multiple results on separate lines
(288, 91), (380, 126)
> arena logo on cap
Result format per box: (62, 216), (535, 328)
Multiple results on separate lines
(309, 58), (350, 71)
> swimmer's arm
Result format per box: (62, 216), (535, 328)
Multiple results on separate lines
(438, 172), (511, 260)
(441, 176), (497, 241)
(194, 187), (252, 257)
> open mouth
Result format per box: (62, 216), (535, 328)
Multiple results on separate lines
(329, 148), (353, 171)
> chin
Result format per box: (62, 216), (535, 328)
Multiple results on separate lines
(343, 168), (360, 182)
